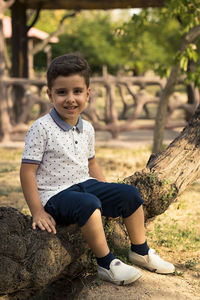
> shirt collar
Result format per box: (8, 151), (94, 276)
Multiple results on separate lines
(49, 108), (83, 133)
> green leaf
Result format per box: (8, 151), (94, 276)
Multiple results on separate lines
(180, 56), (188, 71)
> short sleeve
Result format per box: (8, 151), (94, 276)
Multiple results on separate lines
(22, 120), (47, 164)
(88, 123), (95, 160)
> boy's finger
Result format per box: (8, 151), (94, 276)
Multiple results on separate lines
(41, 220), (52, 232)
(50, 217), (56, 226)
(47, 219), (56, 234)
(37, 220), (46, 231)
(32, 219), (56, 234)
(44, 220), (56, 234)
(50, 223), (56, 234)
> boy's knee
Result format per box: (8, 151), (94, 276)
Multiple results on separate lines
(119, 185), (144, 217)
(123, 185), (143, 201)
(81, 195), (101, 211)
(78, 195), (102, 227)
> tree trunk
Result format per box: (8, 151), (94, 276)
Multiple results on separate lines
(153, 25), (200, 153)
(0, 18), (12, 141)
(152, 66), (179, 153)
(185, 83), (199, 122)
(11, 1), (28, 78)
(0, 207), (128, 299)
(0, 0), (15, 141)
(1, 105), (200, 299)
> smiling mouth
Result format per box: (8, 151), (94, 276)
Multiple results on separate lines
(64, 106), (78, 110)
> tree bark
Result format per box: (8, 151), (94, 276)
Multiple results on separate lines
(125, 104), (200, 218)
(0, 0), (15, 141)
(1, 105), (200, 299)
(0, 20), (11, 141)
(11, 1), (28, 78)
(185, 83), (199, 122)
(20, 0), (166, 10)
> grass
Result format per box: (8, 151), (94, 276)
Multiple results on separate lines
(149, 221), (200, 251)
(145, 185), (200, 283)
(0, 145), (199, 288)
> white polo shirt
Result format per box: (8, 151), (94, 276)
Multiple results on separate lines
(22, 108), (95, 206)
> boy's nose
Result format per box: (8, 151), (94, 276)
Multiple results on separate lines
(65, 93), (75, 103)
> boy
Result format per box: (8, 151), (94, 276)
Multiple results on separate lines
(20, 53), (175, 286)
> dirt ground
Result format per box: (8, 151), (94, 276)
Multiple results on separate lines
(0, 128), (199, 300)
(95, 128), (180, 149)
(76, 271), (199, 300)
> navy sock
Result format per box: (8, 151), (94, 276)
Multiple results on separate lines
(131, 241), (149, 256)
(96, 251), (115, 270)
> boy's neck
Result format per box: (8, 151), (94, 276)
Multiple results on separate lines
(54, 108), (79, 126)
(50, 108), (83, 132)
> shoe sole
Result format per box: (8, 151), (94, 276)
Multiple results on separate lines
(98, 271), (142, 285)
(129, 259), (175, 274)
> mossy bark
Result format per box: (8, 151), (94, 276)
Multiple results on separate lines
(126, 105), (200, 219)
(0, 207), (129, 299)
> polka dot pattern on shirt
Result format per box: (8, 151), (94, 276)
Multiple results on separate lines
(22, 112), (95, 206)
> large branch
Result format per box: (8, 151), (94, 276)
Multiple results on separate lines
(0, 207), (88, 298)
(125, 104), (200, 219)
(26, 6), (42, 32)
(0, 207), (128, 299)
(30, 11), (79, 56)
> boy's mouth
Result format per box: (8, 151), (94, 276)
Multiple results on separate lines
(64, 106), (78, 110)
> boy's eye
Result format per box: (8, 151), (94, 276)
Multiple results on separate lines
(74, 88), (83, 94)
(55, 89), (67, 95)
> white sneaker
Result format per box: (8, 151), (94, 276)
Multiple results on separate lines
(129, 248), (175, 274)
(97, 259), (142, 285)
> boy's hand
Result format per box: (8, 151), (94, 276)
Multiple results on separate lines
(32, 210), (57, 234)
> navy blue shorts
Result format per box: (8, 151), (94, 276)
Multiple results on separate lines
(44, 179), (144, 227)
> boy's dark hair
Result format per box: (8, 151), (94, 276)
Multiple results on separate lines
(47, 53), (91, 89)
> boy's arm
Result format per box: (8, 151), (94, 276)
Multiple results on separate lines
(20, 163), (56, 234)
(88, 157), (106, 182)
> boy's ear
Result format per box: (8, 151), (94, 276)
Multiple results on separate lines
(47, 88), (52, 102)
(86, 88), (91, 101)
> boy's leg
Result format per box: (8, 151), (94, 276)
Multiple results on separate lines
(81, 208), (142, 285)
(122, 198), (175, 274)
(81, 208), (110, 258)
(123, 205), (146, 245)
(45, 189), (110, 259)
(45, 186), (142, 284)
(81, 180), (175, 274)
(123, 206), (175, 274)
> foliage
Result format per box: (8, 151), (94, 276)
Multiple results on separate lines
(117, 0), (200, 82)
(33, 1), (200, 82)
(34, 11), (124, 74)
(34, 9), (67, 33)
(166, 0), (200, 86)
(115, 8), (181, 75)
(35, 8), (181, 75)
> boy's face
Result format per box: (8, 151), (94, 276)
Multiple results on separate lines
(47, 74), (90, 126)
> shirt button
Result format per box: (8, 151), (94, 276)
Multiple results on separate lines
(75, 141), (78, 144)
